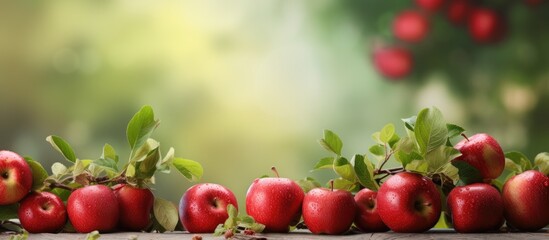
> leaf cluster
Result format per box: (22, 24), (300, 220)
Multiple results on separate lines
(214, 204), (265, 238)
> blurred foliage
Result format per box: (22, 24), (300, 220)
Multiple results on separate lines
(0, 0), (548, 209)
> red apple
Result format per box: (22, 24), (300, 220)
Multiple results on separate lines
(302, 182), (356, 235)
(0, 150), (33, 205)
(18, 191), (67, 233)
(179, 183), (238, 233)
(377, 172), (441, 233)
(354, 188), (389, 232)
(246, 168), (304, 233)
(453, 133), (505, 181)
(67, 185), (119, 233)
(502, 170), (549, 231)
(446, 0), (474, 25)
(114, 184), (154, 231)
(393, 10), (430, 43)
(372, 46), (413, 80)
(416, 0), (445, 12)
(468, 8), (506, 44)
(447, 183), (504, 233)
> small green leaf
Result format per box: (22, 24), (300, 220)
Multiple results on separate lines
(505, 158), (522, 174)
(415, 107), (448, 154)
(369, 145), (385, 157)
(25, 159), (49, 190)
(46, 135), (77, 163)
(395, 150), (423, 169)
(353, 154), (379, 191)
(333, 157), (356, 181)
(312, 157), (335, 171)
(379, 124), (395, 143)
(425, 145), (462, 172)
(157, 147), (175, 173)
(332, 177), (356, 191)
(101, 144), (118, 163)
(127, 105), (160, 152)
(452, 161), (483, 184)
(92, 157), (119, 172)
(126, 163), (136, 178)
(132, 138), (160, 162)
(153, 198), (178, 232)
(0, 204), (19, 220)
(402, 116), (417, 131)
(85, 231), (100, 240)
(51, 162), (68, 177)
(7, 230), (27, 240)
(72, 159), (89, 179)
(214, 224), (226, 236)
(296, 177), (321, 193)
(446, 124), (465, 139)
(405, 160), (429, 173)
(440, 163), (460, 184)
(388, 133), (401, 149)
(534, 152), (549, 175)
(319, 129), (343, 156)
(172, 158), (203, 181)
(505, 151), (532, 173)
(227, 204), (238, 219)
(135, 147), (160, 179)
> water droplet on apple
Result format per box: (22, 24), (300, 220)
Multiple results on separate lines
(544, 180), (549, 187)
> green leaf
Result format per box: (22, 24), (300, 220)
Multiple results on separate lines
(51, 187), (72, 202)
(369, 145), (385, 157)
(0, 204), (19, 220)
(296, 177), (321, 193)
(51, 162), (68, 177)
(227, 204), (238, 219)
(332, 177), (356, 191)
(505, 151), (532, 173)
(379, 124), (395, 143)
(25, 159), (49, 190)
(414, 107), (448, 154)
(452, 161), (483, 184)
(153, 198), (178, 232)
(319, 129), (343, 156)
(402, 116), (417, 131)
(172, 158), (203, 181)
(333, 157), (355, 181)
(46, 135), (76, 163)
(534, 152), (549, 175)
(440, 163), (460, 184)
(85, 231), (100, 240)
(214, 224), (226, 236)
(101, 144), (118, 163)
(135, 147), (160, 179)
(395, 150), (423, 169)
(157, 147), (175, 173)
(425, 146), (462, 172)
(132, 138), (160, 162)
(92, 157), (119, 173)
(446, 124), (465, 139)
(127, 105), (160, 152)
(353, 154), (379, 191)
(505, 158), (522, 174)
(388, 133), (401, 149)
(405, 160), (429, 173)
(312, 157), (334, 171)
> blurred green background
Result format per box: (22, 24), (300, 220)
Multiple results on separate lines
(1, 1), (548, 209)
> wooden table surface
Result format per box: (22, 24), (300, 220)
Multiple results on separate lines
(3, 229), (548, 240)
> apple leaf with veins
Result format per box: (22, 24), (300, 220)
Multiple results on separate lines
(534, 152), (549, 175)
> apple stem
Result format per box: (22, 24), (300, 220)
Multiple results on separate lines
(271, 166), (280, 178)
(329, 179), (334, 191)
(461, 133), (470, 142)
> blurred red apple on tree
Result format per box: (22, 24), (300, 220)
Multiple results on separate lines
(372, 46), (413, 80)
(468, 8), (506, 43)
(393, 10), (430, 43)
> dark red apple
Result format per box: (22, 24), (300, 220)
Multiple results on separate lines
(114, 184), (154, 231)
(0, 150), (33, 205)
(246, 168), (304, 233)
(447, 183), (504, 233)
(393, 10), (430, 43)
(372, 46), (413, 80)
(18, 191), (67, 233)
(302, 183), (356, 235)
(67, 185), (119, 233)
(503, 170), (549, 231)
(468, 8), (506, 43)
(354, 188), (389, 232)
(446, 0), (474, 25)
(453, 133), (505, 181)
(377, 172), (441, 233)
(179, 183), (238, 233)
(416, 0), (445, 12)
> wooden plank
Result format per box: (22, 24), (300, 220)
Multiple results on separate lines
(2, 229), (549, 240)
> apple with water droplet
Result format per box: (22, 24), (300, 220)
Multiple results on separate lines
(18, 191), (67, 233)
(354, 188), (389, 232)
(0, 150), (33, 205)
(453, 133), (505, 181)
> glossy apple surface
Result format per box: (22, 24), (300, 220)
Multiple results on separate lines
(453, 133), (505, 181)
(447, 183), (504, 233)
(354, 188), (389, 232)
(0, 150), (33, 205)
(67, 185), (119, 233)
(18, 191), (67, 233)
(114, 184), (154, 231)
(246, 177), (304, 232)
(503, 170), (549, 231)
(302, 187), (356, 235)
(179, 183), (238, 233)
(377, 172), (441, 233)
